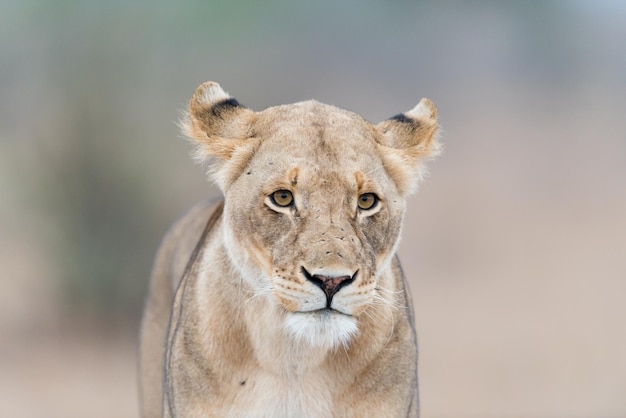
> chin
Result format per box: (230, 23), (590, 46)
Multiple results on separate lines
(283, 309), (359, 350)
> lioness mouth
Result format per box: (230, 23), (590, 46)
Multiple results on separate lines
(310, 307), (352, 316)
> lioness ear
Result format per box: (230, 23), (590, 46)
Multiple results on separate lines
(375, 98), (441, 195)
(180, 81), (256, 190)
(181, 81), (254, 160)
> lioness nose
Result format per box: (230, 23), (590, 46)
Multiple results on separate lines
(301, 268), (357, 306)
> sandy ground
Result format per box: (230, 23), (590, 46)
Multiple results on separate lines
(402, 194), (626, 418)
(0, 329), (138, 418)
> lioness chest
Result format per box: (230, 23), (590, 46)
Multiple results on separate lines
(214, 369), (333, 418)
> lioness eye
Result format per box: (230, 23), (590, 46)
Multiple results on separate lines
(357, 193), (378, 210)
(271, 190), (294, 207)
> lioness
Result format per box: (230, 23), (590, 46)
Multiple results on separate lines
(139, 81), (440, 418)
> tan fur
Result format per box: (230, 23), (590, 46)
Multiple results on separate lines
(139, 81), (440, 417)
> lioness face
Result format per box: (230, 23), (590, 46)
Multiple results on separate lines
(224, 104), (407, 347)
(183, 82), (439, 349)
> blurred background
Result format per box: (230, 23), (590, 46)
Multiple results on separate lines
(1, 1), (625, 417)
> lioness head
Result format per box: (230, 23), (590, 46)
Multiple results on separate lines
(181, 82), (439, 349)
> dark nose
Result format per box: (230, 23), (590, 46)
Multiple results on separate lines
(301, 267), (357, 306)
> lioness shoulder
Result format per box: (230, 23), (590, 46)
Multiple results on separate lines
(139, 81), (440, 418)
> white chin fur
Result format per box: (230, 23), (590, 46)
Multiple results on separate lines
(284, 311), (358, 350)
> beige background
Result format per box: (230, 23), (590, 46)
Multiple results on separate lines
(1, 1), (625, 417)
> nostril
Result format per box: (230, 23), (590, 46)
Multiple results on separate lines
(301, 267), (358, 306)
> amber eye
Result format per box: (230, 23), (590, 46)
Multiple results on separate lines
(357, 193), (378, 210)
(270, 190), (294, 207)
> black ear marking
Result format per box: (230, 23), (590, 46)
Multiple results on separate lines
(385, 113), (421, 137)
(389, 113), (415, 124)
(211, 98), (243, 118)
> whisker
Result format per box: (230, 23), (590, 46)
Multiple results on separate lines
(364, 286), (403, 348)
(245, 285), (273, 304)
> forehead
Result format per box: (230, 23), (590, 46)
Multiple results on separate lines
(252, 101), (381, 168)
